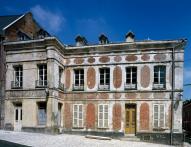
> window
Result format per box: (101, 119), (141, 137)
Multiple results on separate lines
(36, 64), (47, 87)
(153, 66), (166, 89)
(73, 69), (84, 90)
(98, 104), (109, 128)
(12, 66), (23, 88)
(17, 31), (30, 41)
(38, 103), (47, 125)
(153, 104), (165, 128)
(73, 104), (83, 128)
(125, 67), (137, 89)
(59, 67), (64, 90)
(99, 68), (110, 90)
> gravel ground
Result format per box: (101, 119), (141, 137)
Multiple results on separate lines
(0, 130), (175, 147)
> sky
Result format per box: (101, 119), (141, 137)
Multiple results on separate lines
(0, 0), (191, 99)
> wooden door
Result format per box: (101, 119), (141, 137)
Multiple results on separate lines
(125, 105), (136, 134)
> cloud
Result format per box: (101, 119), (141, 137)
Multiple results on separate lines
(31, 5), (65, 34)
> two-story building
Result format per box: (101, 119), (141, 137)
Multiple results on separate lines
(2, 12), (186, 145)
(0, 12), (50, 128)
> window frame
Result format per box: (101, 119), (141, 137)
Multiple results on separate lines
(98, 104), (109, 128)
(73, 104), (83, 128)
(37, 64), (47, 87)
(154, 65), (166, 84)
(13, 65), (23, 88)
(99, 68), (110, 86)
(153, 104), (165, 128)
(74, 69), (84, 86)
(125, 67), (137, 90)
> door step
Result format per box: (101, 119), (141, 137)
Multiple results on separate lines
(120, 135), (140, 142)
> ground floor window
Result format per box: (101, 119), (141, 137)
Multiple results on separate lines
(73, 104), (83, 128)
(98, 104), (109, 128)
(153, 104), (165, 128)
(38, 102), (47, 125)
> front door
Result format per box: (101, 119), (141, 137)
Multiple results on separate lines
(14, 107), (22, 131)
(125, 104), (136, 134)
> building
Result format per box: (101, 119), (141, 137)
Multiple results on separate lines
(183, 100), (191, 134)
(0, 12), (50, 128)
(2, 13), (186, 145)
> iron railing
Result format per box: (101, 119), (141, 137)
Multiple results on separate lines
(98, 84), (110, 91)
(72, 84), (84, 91)
(124, 82), (137, 90)
(35, 80), (48, 88)
(11, 81), (22, 89)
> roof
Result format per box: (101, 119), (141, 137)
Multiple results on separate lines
(0, 14), (23, 35)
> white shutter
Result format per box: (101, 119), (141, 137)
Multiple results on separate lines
(79, 105), (83, 127)
(159, 105), (165, 128)
(98, 105), (103, 128)
(154, 105), (159, 128)
(104, 105), (108, 128)
(73, 104), (83, 128)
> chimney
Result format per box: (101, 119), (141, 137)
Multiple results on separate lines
(99, 34), (109, 44)
(125, 31), (135, 42)
(75, 35), (87, 46)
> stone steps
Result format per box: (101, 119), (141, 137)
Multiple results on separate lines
(120, 135), (140, 142)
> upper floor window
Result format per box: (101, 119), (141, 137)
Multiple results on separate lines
(153, 66), (166, 89)
(17, 31), (30, 41)
(12, 65), (23, 89)
(73, 104), (83, 128)
(153, 104), (165, 128)
(58, 67), (64, 90)
(73, 69), (84, 91)
(99, 68), (110, 90)
(36, 64), (47, 87)
(125, 67), (137, 90)
(98, 104), (109, 128)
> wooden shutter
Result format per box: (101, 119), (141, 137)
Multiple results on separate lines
(154, 105), (159, 128)
(159, 105), (165, 128)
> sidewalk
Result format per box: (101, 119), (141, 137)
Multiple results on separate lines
(0, 130), (175, 147)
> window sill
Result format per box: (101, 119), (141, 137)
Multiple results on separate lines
(72, 127), (84, 129)
(97, 127), (109, 129)
(153, 128), (167, 131)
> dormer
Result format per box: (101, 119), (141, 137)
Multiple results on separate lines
(125, 31), (135, 42)
(37, 29), (50, 39)
(75, 35), (87, 46)
(99, 34), (109, 44)
(17, 30), (31, 41)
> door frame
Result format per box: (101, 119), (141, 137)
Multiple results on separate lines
(14, 103), (22, 131)
(125, 103), (137, 135)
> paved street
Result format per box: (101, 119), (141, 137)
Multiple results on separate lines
(0, 130), (175, 147)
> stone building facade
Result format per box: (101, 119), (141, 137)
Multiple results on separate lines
(2, 13), (186, 145)
(0, 12), (49, 128)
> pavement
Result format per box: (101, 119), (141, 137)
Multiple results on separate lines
(0, 130), (176, 147)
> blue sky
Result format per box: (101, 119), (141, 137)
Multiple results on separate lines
(0, 0), (191, 99)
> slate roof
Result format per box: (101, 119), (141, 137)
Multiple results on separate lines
(0, 14), (23, 35)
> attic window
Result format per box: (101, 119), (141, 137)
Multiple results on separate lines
(37, 29), (50, 39)
(99, 34), (109, 44)
(17, 31), (30, 41)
